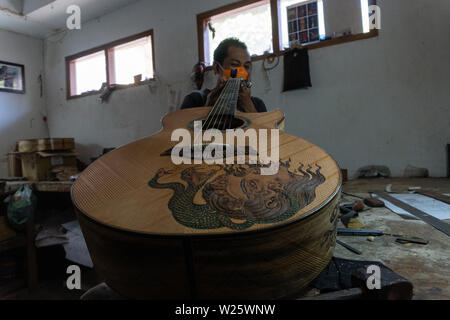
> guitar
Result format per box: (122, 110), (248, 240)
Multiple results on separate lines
(72, 75), (342, 299)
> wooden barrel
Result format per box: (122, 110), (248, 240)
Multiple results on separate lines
(72, 107), (342, 299)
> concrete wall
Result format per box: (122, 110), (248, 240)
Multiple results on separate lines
(0, 0), (23, 14)
(0, 29), (49, 176)
(44, 0), (450, 177)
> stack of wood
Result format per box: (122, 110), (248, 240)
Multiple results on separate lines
(13, 138), (79, 182)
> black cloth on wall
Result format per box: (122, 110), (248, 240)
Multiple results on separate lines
(283, 48), (312, 92)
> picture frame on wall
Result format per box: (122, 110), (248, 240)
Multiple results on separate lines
(0, 61), (25, 94)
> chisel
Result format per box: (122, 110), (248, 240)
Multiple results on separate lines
(337, 229), (429, 245)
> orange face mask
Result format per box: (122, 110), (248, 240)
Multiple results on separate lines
(222, 66), (249, 81)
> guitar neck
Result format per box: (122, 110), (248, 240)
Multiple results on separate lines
(210, 78), (241, 117)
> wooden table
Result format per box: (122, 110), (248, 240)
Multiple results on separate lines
(1, 180), (73, 194)
(0, 179), (73, 297)
(336, 178), (450, 300)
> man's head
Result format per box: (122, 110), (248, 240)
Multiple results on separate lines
(213, 38), (252, 77)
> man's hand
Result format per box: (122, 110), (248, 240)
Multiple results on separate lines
(204, 77), (226, 107)
(238, 85), (257, 113)
(205, 78), (257, 113)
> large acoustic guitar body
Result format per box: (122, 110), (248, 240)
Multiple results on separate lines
(72, 106), (341, 299)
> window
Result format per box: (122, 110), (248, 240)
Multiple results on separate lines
(201, 0), (273, 65)
(197, 0), (378, 65)
(285, 0), (325, 48)
(70, 51), (106, 96)
(361, 0), (370, 33)
(108, 37), (154, 85)
(66, 30), (155, 99)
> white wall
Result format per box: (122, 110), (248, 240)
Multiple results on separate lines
(0, 29), (49, 176)
(324, 0), (363, 36)
(0, 0), (23, 14)
(44, 0), (450, 177)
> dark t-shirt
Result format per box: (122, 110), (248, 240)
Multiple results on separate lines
(180, 89), (267, 113)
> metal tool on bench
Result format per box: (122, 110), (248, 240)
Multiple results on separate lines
(337, 229), (429, 245)
(339, 204), (359, 227)
(336, 239), (362, 255)
(372, 191), (450, 236)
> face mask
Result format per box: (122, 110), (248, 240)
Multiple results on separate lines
(217, 63), (249, 81)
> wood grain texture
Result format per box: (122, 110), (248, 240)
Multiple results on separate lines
(76, 193), (340, 299)
(72, 107), (340, 236)
(72, 106), (342, 299)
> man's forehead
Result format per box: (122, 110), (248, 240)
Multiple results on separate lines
(225, 46), (251, 63)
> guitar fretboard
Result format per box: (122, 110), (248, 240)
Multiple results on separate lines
(203, 78), (242, 130)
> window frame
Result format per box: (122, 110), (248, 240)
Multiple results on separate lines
(65, 29), (155, 100)
(197, 0), (377, 66)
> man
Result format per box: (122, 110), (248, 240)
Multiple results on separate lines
(181, 38), (267, 113)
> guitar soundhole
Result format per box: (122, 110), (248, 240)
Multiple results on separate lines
(189, 116), (249, 131)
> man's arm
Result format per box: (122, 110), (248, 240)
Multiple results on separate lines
(180, 92), (205, 110)
(251, 97), (267, 113)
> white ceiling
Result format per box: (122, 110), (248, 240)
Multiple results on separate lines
(0, 0), (139, 38)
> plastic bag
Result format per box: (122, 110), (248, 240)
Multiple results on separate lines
(5, 185), (37, 230)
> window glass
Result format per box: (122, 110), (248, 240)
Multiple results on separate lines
(110, 36), (154, 85)
(73, 51), (106, 95)
(361, 0), (370, 33)
(206, 1), (273, 64)
(280, 0), (325, 50)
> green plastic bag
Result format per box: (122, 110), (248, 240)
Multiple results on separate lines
(5, 185), (37, 230)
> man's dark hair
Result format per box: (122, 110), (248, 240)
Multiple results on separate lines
(213, 37), (248, 65)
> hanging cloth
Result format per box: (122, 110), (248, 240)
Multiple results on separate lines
(283, 47), (312, 92)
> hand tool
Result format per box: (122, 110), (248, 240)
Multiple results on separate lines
(339, 204), (359, 227)
(372, 191), (450, 236)
(337, 228), (429, 245)
(336, 239), (362, 255)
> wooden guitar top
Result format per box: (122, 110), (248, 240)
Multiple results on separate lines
(72, 107), (341, 236)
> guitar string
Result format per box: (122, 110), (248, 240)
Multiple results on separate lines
(215, 78), (240, 131)
(225, 79), (241, 130)
(202, 79), (232, 131)
(215, 78), (236, 131)
(192, 79), (233, 162)
(224, 78), (239, 130)
(190, 78), (239, 162)
(209, 78), (236, 131)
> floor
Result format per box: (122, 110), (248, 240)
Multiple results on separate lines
(2, 178), (449, 300)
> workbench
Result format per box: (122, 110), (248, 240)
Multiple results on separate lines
(336, 178), (450, 300)
(2, 178), (449, 300)
(1, 180), (73, 195)
(0, 179), (73, 297)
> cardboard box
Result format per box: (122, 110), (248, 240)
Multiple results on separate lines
(20, 151), (78, 181)
(7, 152), (22, 178)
